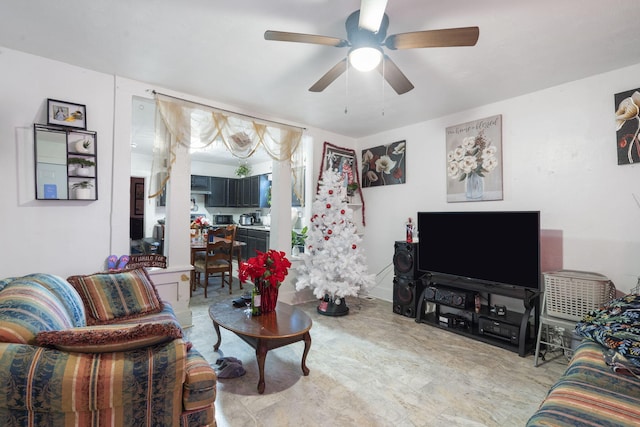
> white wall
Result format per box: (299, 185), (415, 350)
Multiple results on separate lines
(0, 47), (116, 277)
(359, 63), (640, 301)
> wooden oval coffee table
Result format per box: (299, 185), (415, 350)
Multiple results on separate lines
(209, 301), (312, 394)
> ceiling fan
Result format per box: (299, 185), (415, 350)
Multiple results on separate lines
(264, 0), (479, 95)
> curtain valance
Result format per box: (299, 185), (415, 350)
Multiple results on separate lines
(149, 93), (304, 202)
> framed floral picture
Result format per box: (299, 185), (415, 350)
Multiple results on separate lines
(361, 140), (406, 187)
(446, 114), (503, 202)
(614, 88), (640, 165)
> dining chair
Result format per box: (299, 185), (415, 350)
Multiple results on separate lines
(194, 225), (237, 296)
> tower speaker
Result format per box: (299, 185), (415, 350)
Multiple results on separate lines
(392, 276), (426, 318)
(393, 241), (419, 279)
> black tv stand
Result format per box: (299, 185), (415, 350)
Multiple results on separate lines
(415, 275), (540, 357)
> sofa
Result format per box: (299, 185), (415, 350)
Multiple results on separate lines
(0, 269), (217, 426)
(527, 294), (640, 426)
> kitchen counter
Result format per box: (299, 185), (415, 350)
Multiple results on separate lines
(238, 225), (270, 231)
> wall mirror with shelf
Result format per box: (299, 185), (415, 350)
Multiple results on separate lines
(34, 124), (97, 200)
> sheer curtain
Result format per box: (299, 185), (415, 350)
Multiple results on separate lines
(149, 93), (304, 202)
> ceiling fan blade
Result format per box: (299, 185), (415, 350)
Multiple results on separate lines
(358, 0), (388, 32)
(264, 30), (348, 47)
(385, 27), (479, 50)
(376, 55), (414, 94)
(309, 58), (348, 92)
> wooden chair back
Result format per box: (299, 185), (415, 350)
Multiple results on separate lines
(194, 225), (237, 296)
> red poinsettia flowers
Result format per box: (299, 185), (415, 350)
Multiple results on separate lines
(239, 249), (292, 288)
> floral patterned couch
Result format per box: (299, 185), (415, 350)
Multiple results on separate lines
(527, 294), (640, 426)
(0, 270), (217, 426)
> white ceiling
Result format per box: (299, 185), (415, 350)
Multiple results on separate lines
(3, 1), (640, 157)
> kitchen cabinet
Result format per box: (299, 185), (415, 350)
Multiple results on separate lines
(247, 228), (269, 258)
(238, 177), (258, 207)
(227, 178), (238, 206)
(206, 176), (227, 207)
(190, 175), (210, 192)
(236, 227), (249, 259)
(250, 175), (260, 207)
(237, 178), (248, 207)
(236, 227), (270, 260)
(34, 124), (98, 200)
(194, 174), (268, 208)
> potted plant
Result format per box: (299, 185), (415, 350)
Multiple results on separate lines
(235, 163), (251, 177)
(72, 180), (93, 199)
(239, 249), (292, 313)
(68, 157), (96, 177)
(346, 181), (359, 197)
(291, 226), (308, 255)
(75, 137), (92, 153)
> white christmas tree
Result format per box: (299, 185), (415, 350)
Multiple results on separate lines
(295, 169), (375, 300)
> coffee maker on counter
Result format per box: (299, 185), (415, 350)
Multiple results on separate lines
(239, 211), (262, 226)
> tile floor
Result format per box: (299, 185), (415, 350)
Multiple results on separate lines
(185, 279), (567, 427)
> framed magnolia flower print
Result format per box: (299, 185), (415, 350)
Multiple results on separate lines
(446, 114), (503, 202)
(361, 140), (406, 188)
(615, 88), (640, 165)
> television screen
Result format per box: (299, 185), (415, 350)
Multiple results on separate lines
(417, 211), (540, 290)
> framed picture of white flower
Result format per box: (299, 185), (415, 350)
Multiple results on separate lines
(361, 140), (406, 188)
(614, 88), (640, 165)
(446, 115), (503, 202)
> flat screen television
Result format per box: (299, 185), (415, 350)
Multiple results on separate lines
(417, 211), (541, 290)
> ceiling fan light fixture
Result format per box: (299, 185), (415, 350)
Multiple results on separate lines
(349, 47), (382, 72)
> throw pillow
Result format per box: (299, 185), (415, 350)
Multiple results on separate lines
(36, 321), (182, 353)
(576, 294), (640, 367)
(67, 268), (164, 325)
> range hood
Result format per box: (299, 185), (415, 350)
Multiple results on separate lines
(190, 190), (211, 195)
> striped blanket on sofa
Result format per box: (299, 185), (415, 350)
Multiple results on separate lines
(529, 294), (640, 426)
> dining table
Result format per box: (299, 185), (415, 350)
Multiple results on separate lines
(190, 236), (246, 288)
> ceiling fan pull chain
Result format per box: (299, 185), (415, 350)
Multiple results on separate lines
(381, 59), (385, 116)
(344, 61), (349, 115)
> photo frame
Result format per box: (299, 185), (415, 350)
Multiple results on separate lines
(319, 141), (365, 225)
(361, 140), (406, 188)
(445, 114), (503, 202)
(47, 98), (87, 129)
(614, 88), (640, 165)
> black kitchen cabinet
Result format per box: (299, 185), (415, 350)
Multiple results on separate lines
(192, 174), (266, 208)
(238, 177), (257, 207)
(236, 227), (249, 259)
(247, 229), (269, 258)
(237, 227), (270, 260)
(206, 177), (227, 207)
(237, 178), (248, 207)
(250, 175), (260, 207)
(227, 178), (238, 206)
(190, 175), (210, 192)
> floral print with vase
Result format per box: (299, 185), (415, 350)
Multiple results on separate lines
(447, 130), (499, 200)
